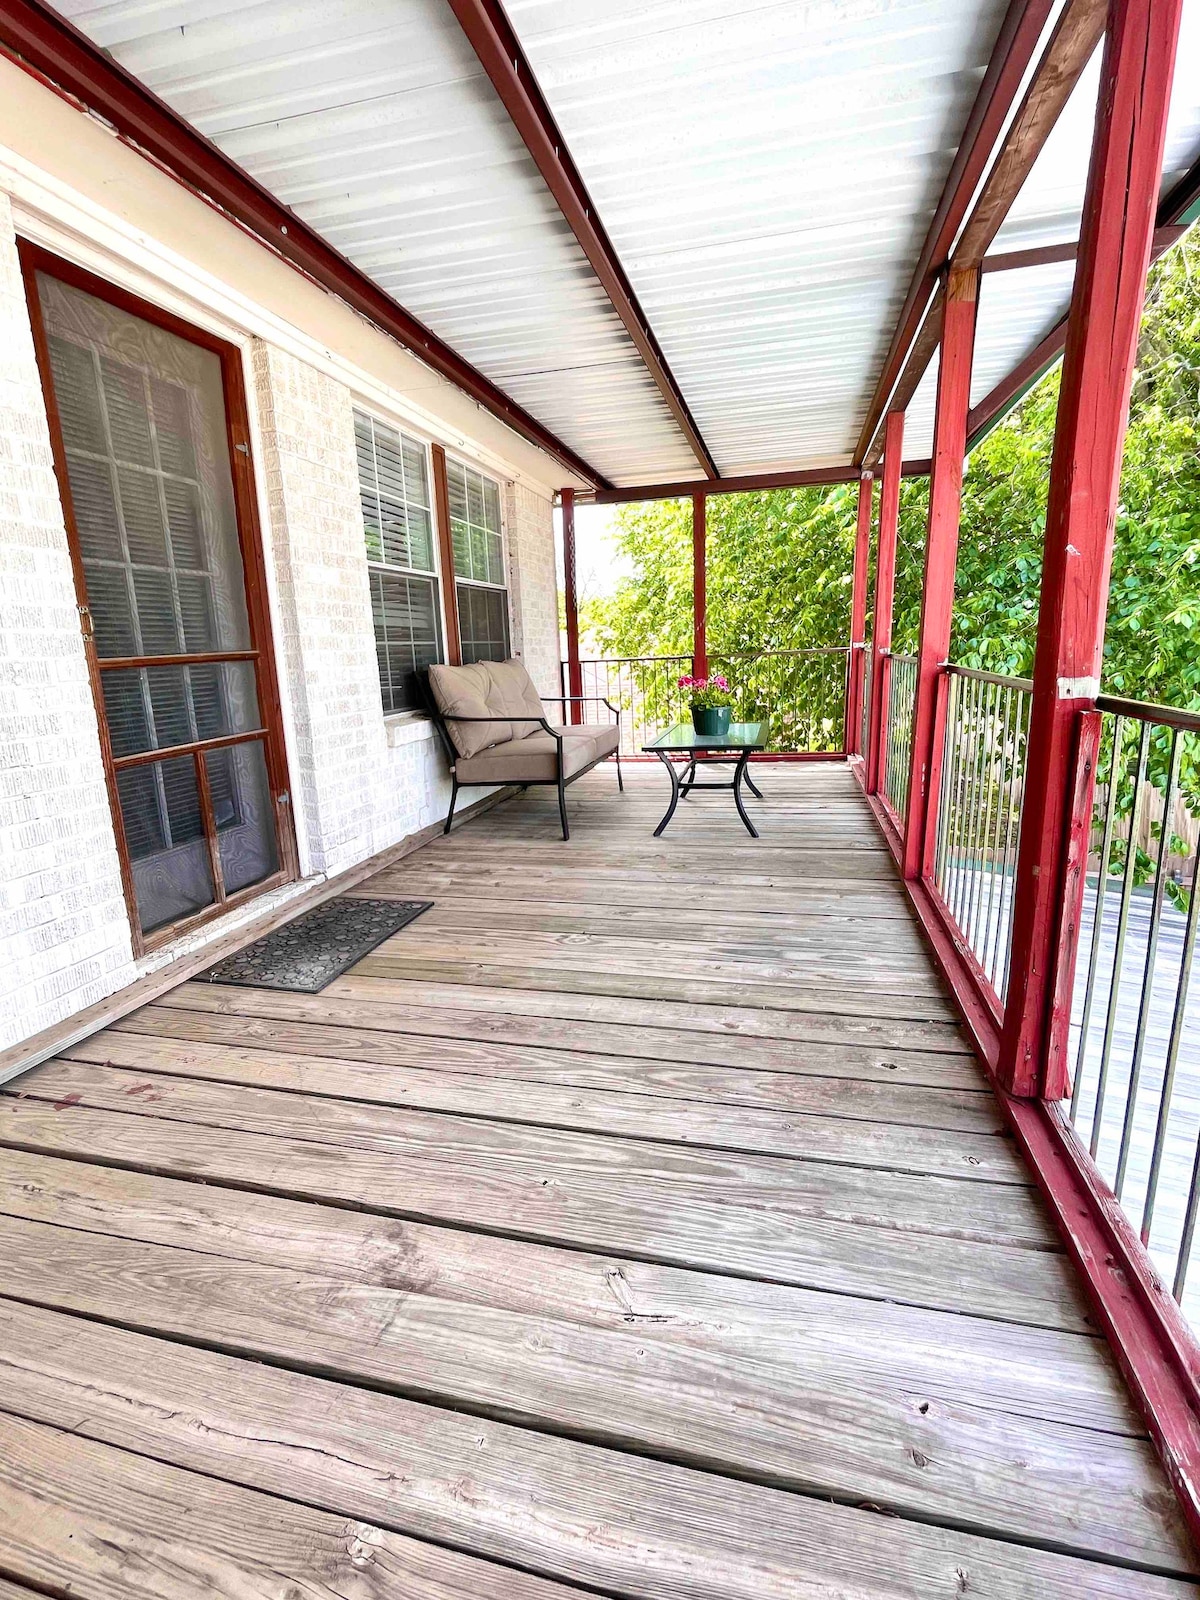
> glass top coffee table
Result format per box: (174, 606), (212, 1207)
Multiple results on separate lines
(642, 721), (769, 837)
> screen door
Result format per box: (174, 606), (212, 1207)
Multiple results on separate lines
(26, 250), (295, 950)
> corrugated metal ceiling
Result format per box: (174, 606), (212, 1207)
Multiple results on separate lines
(48, 0), (1200, 485)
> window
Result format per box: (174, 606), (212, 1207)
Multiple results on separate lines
(447, 458), (511, 663)
(355, 411), (443, 712)
(32, 260), (291, 947)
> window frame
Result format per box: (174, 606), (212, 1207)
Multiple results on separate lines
(19, 238), (297, 957)
(353, 407), (447, 716)
(443, 451), (514, 666)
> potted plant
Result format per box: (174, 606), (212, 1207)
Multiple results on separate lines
(680, 672), (735, 737)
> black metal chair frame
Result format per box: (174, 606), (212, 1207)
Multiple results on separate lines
(420, 675), (622, 840)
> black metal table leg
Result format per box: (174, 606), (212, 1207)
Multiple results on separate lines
(732, 750), (759, 837)
(743, 766), (763, 799)
(652, 750), (683, 836)
(680, 757), (696, 798)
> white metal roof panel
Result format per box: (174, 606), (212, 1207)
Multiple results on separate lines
(45, 0), (1200, 485)
(506, 0), (1012, 475)
(54, 0), (701, 486)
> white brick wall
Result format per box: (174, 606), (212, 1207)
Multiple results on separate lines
(0, 194), (136, 1048)
(0, 212), (560, 1053)
(250, 342), (558, 876)
(251, 340), (387, 877)
(506, 478), (561, 696)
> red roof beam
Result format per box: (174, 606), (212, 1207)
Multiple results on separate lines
(575, 459), (933, 507)
(0, 0), (611, 488)
(853, 0), (1064, 465)
(445, 0), (719, 482)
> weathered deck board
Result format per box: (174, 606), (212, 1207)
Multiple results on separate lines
(167, 976), (982, 1085)
(0, 1298), (1188, 1580)
(0, 1083), (1080, 1326)
(329, 970), (973, 1054)
(68, 1020), (1011, 1164)
(0, 1150), (1133, 1433)
(0, 761), (1192, 1594)
(357, 952), (960, 1020)
(72, 1013), (1002, 1131)
(0, 1413), (592, 1600)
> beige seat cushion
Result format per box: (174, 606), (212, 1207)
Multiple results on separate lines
(429, 659), (548, 758)
(544, 723), (620, 763)
(455, 730), (600, 785)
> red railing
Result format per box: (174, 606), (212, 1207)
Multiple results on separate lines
(564, 647), (851, 757)
(861, 657), (1200, 1547)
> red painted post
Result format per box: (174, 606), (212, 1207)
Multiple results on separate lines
(845, 473), (874, 757)
(692, 491), (708, 679)
(865, 412), (904, 794)
(561, 487), (583, 725)
(902, 264), (980, 880)
(999, 0), (1184, 1099)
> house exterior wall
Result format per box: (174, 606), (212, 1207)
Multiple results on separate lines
(0, 193), (138, 1048)
(0, 122), (563, 1053)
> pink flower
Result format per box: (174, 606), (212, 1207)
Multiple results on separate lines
(712, 674), (728, 689)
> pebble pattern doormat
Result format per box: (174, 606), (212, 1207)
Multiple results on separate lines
(200, 896), (433, 992)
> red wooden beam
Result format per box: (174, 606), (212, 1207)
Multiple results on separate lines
(444, 0), (717, 482)
(968, 156), (1200, 447)
(902, 265), (979, 880)
(951, 0), (1107, 270)
(854, 0), (1059, 463)
(999, 0), (1185, 1099)
(981, 224), (1186, 274)
(865, 413), (905, 795)
(580, 459), (931, 507)
(844, 473), (874, 757)
(431, 444), (463, 667)
(692, 492), (708, 679)
(0, 0), (611, 489)
(561, 488), (583, 724)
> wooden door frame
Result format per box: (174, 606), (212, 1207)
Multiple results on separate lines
(18, 238), (298, 956)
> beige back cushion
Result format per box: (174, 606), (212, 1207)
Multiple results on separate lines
(485, 659), (545, 727)
(429, 659), (543, 759)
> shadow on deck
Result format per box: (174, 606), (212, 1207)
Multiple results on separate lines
(0, 762), (1196, 1596)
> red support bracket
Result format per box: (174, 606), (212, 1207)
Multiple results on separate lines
(902, 265), (979, 879)
(692, 492), (708, 679)
(845, 474), (874, 757)
(561, 488), (583, 724)
(865, 413), (904, 795)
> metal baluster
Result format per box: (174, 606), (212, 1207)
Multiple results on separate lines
(1144, 765), (1200, 1250)
(967, 677), (992, 951)
(946, 676), (972, 921)
(999, 689), (1032, 998)
(1090, 719), (1151, 1161)
(933, 674), (957, 891)
(948, 675), (975, 932)
(981, 684), (1016, 982)
(1117, 729), (1181, 1199)
(953, 677), (982, 936)
(1070, 709), (1122, 1125)
(967, 682), (1000, 962)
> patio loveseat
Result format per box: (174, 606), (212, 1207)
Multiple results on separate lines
(423, 659), (622, 839)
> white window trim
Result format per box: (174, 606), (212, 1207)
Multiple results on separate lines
(354, 408), (448, 715)
(444, 450), (516, 661)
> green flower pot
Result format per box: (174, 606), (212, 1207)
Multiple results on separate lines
(692, 705), (732, 737)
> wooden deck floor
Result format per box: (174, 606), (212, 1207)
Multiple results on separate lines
(1, 761), (1197, 1597)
